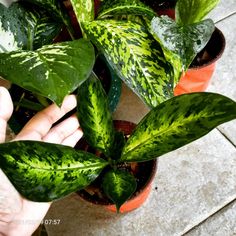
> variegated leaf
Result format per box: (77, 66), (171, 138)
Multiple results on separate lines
(0, 2), (62, 52)
(98, 0), (155, 20)
(70, 0), (94, 35)
(83, 20), (174, 108)
(102, 169), (137, 212)
(176, 0), (220, 25)
(120, 93), (236, 162)
(77, 73), (115, 157)
(151, 16), (215, 70)
(0, 141), (108, 202)
(0, 39), (95, 105)
(24, 0), (75, 38)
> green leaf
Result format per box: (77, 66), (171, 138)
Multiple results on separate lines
(70, 0), (94, 36)
(176, 0), (220, 25)
(0, 2), (62, 52)
(121, 93), (236, 162)
(0, 39), (95, 105)
(77, 73), (115, 157)
(83, 19), (174, 108)
(110, 131), (126, 160)
(98, 0), (156, 20)
(102, 169), (137, 212)
(151, 16), (215, 70)
(106, 60), (122, 113)
(24, 0), (75, 38)
(0, 141), (108, 202)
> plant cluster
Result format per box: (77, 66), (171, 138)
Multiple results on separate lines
(0, 0), (220, 114)
(0, 0), (235, 212)
(0, 75), (236, 211)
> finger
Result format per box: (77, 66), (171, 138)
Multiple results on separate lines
(61, 128), (83, 147)
(42, 114), (80, 144)
(0, 87), (13, 143)
(15, 95), (77, 141)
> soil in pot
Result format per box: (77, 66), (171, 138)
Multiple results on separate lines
(75, 120), (157, 213)
(174, 27), (226, 95)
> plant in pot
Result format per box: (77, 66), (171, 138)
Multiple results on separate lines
(0, 74), (235, 213)
(0, 0), (129, 132)
(150, 0), (225, 95)
(0, 0), (180, 134)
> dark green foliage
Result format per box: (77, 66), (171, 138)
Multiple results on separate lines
(0, 141), (108, 201)
(77, 73), (115, 157)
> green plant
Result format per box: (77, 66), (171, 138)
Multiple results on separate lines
(150, 0), (221, 75)
(0, 75), (235, 212)
(0, 0), (169, 114)
(0, 0), (221, 116)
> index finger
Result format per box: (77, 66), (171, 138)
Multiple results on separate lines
(15, 95), (77, 141)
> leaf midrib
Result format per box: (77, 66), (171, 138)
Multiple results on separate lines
(123, 112), (225, 157)
(14, 160), (107, 172)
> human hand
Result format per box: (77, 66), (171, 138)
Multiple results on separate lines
(0, 87), (83, 236)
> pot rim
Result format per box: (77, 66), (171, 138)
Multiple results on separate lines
(189, 27), (226, 70)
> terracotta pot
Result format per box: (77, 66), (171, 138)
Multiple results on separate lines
(76, 120), (157, 213)
(174, 27), (226, 96)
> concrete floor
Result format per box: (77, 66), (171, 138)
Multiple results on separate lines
(44, 1), (236, 235)
(1, 0), (235, 235)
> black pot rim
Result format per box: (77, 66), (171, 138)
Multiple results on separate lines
(190, 27), (226, 70)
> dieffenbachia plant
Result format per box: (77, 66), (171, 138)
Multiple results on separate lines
(150, 0), (220, 73)
(82, 19), (174, 108)
(0, 1), (95, 106)
(1, 76), (235, 211)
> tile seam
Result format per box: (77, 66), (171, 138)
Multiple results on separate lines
(177, 195), (236, 236)
(215, 11), (236, 24)
(216, 128), (236, 149)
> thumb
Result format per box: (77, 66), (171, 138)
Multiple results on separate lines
(0, 87), (13, 143)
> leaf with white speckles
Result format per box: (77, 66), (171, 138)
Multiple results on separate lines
(0, 141), (108, 202)
(0, 39), (95, 105)
(0, 2), (63, 52)
(151, 16), (215, 71)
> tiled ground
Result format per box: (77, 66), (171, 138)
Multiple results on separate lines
(45, 3), (236, 234)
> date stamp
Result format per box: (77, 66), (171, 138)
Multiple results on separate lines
(41, 219), (61, 225)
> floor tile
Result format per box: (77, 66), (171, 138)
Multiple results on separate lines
(113, 83), (149, 124)
(209, 0), (236, 23)
(185, 200), (236, 236)
(207, 14), (236, 145)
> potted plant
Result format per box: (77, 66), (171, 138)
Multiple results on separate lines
(0, 0), (176, 131)
(1, 0), (225, 120)
(0, 74), (235, 213)
(150, 0), (225, 95)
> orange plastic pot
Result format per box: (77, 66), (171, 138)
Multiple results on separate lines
(76, 120), (157, 213)
(174, 27), (225, 96)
